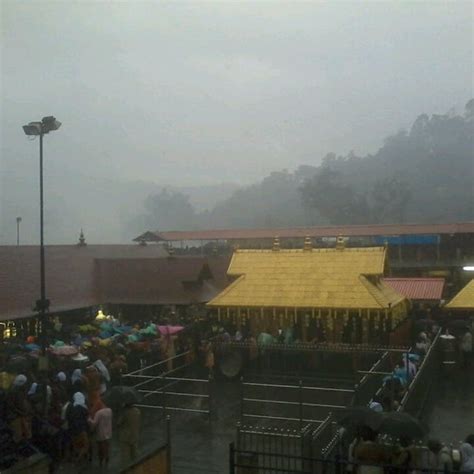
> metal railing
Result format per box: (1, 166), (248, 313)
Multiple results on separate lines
(120, 415), (171, 474)
(397, 328), (442, 417)
(229, 442), (459, 474)
(122, 351), (211, 419)
(240, 378), (354, 429)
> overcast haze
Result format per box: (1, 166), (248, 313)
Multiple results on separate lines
(0, 1), (472, 243)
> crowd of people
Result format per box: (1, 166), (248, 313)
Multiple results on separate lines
(0, 356), (142, 472)
(0, 312), (218, 472)
(349, 428), (474, 474)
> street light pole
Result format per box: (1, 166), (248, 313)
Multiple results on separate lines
(23, 116), (61, 345)
(16, 217), (22, 246)
(39, 131), (46, 330)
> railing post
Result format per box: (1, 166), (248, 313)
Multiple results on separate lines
(240, 376), (244, 422)
(229, 442), (235, 474)
(166, 415), (171, 474)
(352, 383), (359, 406)
(299, 380), (303, 430)
(162, 374), (167, 419)
(208, 372), (212, 422)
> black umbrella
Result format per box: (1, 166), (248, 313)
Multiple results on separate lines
(5, 356), (30, 374)
(445, 319), (470, 331)
(376, 412), (427, 439)
(104, 386), (142, 410)
(338, 406), (383, 430)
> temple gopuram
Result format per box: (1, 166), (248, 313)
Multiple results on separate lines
(207, 237), (409, 344)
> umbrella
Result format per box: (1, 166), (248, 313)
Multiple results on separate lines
(257, 332), (275, 346)
(49, 345), (78, 356)
(338, 406), (383, 430)
(5, 356), (30, 374)
(158, 325), (184, 336)
(220, 351), (243, 378)
(104, 386), (142, 410)
(445, 320), (470, 331)
(376, 412), (427, 439)
(71, 353), (89, 363)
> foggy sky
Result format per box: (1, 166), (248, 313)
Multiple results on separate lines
(2, 1), (472, 186)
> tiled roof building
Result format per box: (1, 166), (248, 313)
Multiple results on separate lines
(0, 245), (230, 322)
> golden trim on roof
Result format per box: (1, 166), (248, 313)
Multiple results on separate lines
(207, 246), (405, 310)
(445, 279), (474, 309)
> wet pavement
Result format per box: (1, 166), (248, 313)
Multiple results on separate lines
(424, 362), (474, 445)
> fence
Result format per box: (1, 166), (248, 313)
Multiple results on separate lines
(120, 415), (171, 474)
(352, 351), (391, 407)
(215, 341), (407, 380)
(397, 329), (442, 417)
(229, 443), (458, 474)
(234, 420), (334, 473)
(122, 351), (211, 419)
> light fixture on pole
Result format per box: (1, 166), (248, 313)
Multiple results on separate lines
(463, 266), (474, 272)
(22, 116), (61, 346)
(16, 217), (22, 246)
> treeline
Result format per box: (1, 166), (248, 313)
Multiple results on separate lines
(132, 100), (474, 234)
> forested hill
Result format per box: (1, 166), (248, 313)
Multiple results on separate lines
(134, 100), (473, 234)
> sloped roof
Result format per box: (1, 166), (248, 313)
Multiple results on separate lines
(136, 222), (474, 242)
(0, 244), (167, 321)
(383, 278), (445, 301)
(97, 257), (226, 305)
(445, 279), (474, 309)
(207, 247), (406, 309)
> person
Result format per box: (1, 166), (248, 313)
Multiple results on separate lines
(117, 402), (141, 464)
(204, 341), (215, 380)
(460, 435), (474, 473)
(402, 355), (417, 380)
(71, 368), (88, 396)
(415, 332), (430, 356)
(369, 401), (383, 413)
(88, 400), (112, 468)
(7, 374), (32, 442)
(461, 328), (472, 368)
(67, 392), (90, 463)
(427, 439), (453, 472)
(392, 436), (414, 474)
(109, 355), (128, 386)
(93, 359), (110, 395)
(51, 372), (68, 411)
(354, 427), (389, 474)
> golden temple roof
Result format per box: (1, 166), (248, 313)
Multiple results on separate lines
(207, 247), (406, 309)
(445, 279), (474, 309)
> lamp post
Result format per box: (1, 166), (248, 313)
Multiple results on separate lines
(22, 116), (61, 343)
(16, 217), (22, 246)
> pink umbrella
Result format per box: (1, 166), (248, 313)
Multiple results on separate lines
(158, 325), (184, 336)
(49, 345), (79, 356)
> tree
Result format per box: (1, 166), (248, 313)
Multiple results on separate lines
(369, 177), (411, 223)
(300, 168), (369, 225)
(141, 189), (197, 231)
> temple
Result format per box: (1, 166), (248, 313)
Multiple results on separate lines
(207, 237), (409, 344)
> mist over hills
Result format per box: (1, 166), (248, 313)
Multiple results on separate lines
(1, 101), (472, 245)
